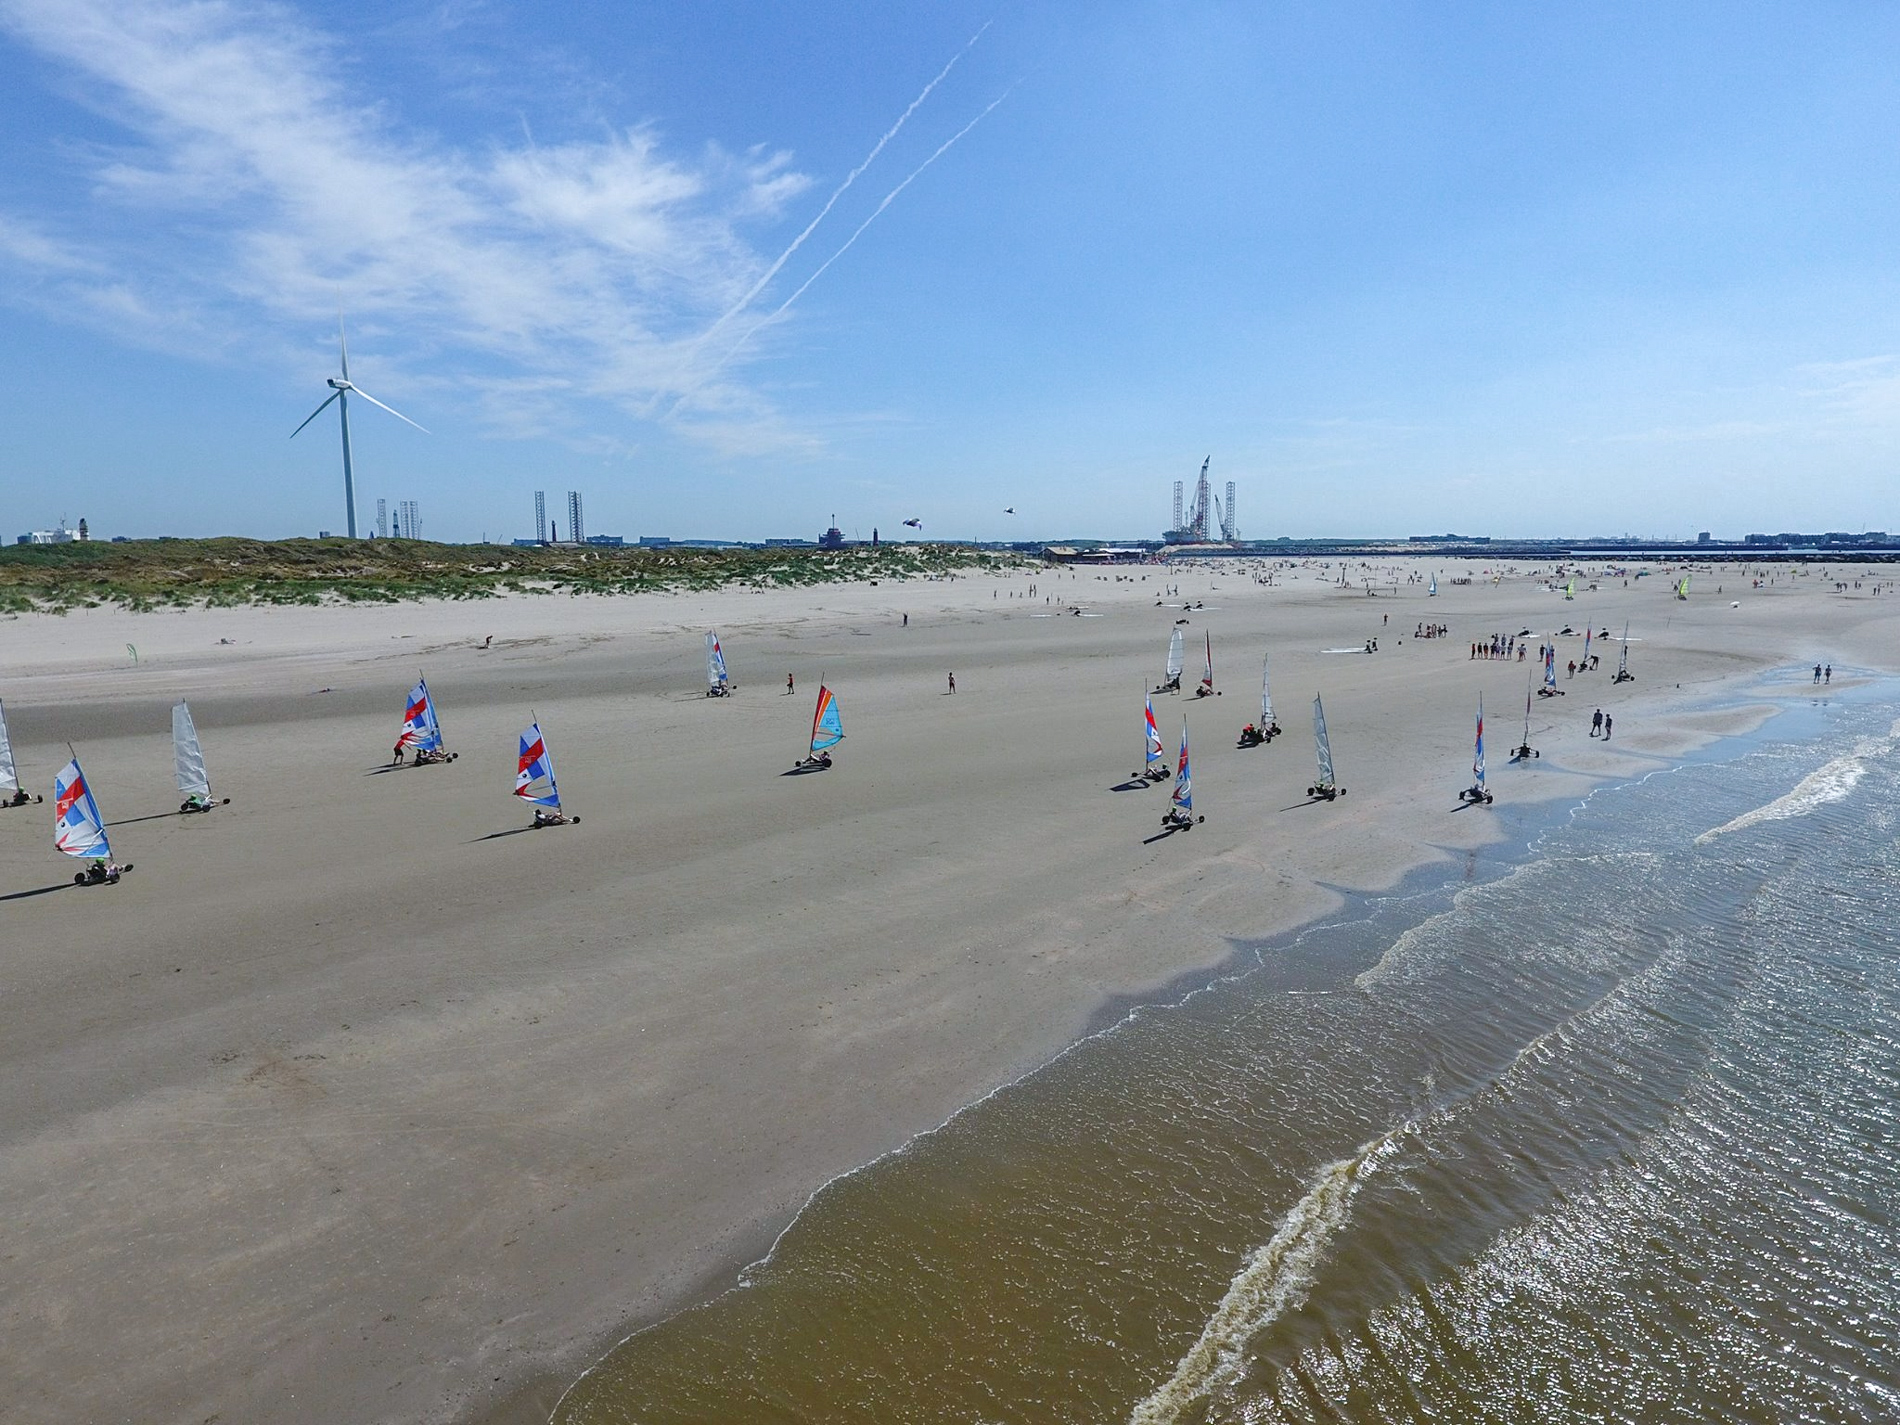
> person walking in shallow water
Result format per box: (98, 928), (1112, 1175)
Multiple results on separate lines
(1814, 663), (1823, 684)
(1825, 664), (1832, 684)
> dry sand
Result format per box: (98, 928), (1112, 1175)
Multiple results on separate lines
(1, 558), (1894, 1424)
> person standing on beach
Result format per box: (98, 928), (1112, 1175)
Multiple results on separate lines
(1603, 714), (1613, 741)
(1592, 708), (1603, 738)
(948, 672), (956, 695)
(786, 673), (795, 695)
(1825, 664), (1832, 683)
(1814, 663), (1823, 684)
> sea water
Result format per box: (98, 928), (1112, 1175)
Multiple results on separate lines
(557, 677), (1899, 1424)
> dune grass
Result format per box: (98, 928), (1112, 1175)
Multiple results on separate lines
(0, 538), (1030, 614)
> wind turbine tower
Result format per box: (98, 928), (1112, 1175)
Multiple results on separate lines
(290, 319), (428, 538)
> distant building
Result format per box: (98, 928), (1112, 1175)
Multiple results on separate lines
(1697, 531), (1712, 544)
(638, 536), (671, 547)
(583, 534), (623, 547)
(765, 537), (818, 548)
(819, 518), (845, 549)
(17, 519), (78, 545)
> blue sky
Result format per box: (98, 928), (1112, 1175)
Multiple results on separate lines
(3, 1), (1899, 542)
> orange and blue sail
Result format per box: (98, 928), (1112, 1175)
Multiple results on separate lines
(53, 757), (110, 858)
(514, 722), (562, 808)
(810, 685), (844, 752)
(1172, 718), (1193, 812)
(401, 677), (444, 752)
(1144, 694), (1164, 766)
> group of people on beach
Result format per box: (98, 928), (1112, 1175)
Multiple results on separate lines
(1472, 636), (1524, 660)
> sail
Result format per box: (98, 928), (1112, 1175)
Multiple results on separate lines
(514, 721), (562, 808)
(1583, 628), (1592, 664)
(1618, 619), (1630, 675)
(0, 698), (15, 793)
(1313, 695), (1336, 791)
(1544, 639), (1557, 690)
(1145, 694), (1164, 765)
(1172, 718), (1193, 812)
(1260, 655), (1274, 726)
(706, 632), (729, 690)
(173, 701), (210, 799)
(1473, 694), (1486, 789)
(1428, 574), (1437, 596)
(401, 677), (443, 752)
(1522, 674), (1534, 741)
(1565, 578), (1575, 600)
(53, 757), (110, 858)
(1200, 633), (1214, 694)
(1166, 629), (1184, 680)
(810, 685), (844, 752)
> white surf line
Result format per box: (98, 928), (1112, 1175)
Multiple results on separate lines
(1126, 1136), (1396, 1425)
(1695, 728), (1894, 844)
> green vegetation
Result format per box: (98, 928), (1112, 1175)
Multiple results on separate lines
(0, 538), (1031, 614)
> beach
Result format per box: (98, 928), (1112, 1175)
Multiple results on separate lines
(2, 560), (1894, 1424)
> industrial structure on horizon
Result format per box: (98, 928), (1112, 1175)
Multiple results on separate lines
(1164, 458), (1237, 544)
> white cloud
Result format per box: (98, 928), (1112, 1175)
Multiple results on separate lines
(0, 0), (816, 445)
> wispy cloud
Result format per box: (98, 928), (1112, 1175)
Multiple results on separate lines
(0, 0), (815, 444)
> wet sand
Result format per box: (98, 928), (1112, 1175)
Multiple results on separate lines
(0, 559), (1893, 1424)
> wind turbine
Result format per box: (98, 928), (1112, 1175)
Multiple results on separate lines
(290, 319), (427, 538)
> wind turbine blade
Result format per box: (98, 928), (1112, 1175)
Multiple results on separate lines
(289, 390), (341, 439)
(348, 386), (429, 433)
(338, 313), (349, 381)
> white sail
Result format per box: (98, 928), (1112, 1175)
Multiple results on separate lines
(1618, 619), (1630, 676)
(173, 700), (211, 799)
(1428, 574), (1437, 596)
(1200, 633), (1214, 693)
(1166, 628), (1184, 680)
(1313, 694), (1336, 791)
(0, 698), (15, 792)
(705, 631), (729, 689)
(1260, 655), (1274, 726)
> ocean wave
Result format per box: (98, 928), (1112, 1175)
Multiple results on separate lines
(1695, 750), (1872, 843)
(1127, 1136), (1398, 1425)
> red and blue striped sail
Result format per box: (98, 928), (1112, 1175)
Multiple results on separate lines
(706, 632), (729, 689)
(1543, 640), (1557, 690)
(1172, 718), (1193, 812)
(1473, 693), (1486, 789)
(1144, 694), (1164, 765)
(400, 677), (443, 752)
(810, 685), (843, 752)
(514, 722), (561, 808)
(53, 757), (110, 858)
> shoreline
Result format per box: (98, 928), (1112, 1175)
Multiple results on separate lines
(1, 562), (1893, 1425)
(534, 663), (1823, 1425)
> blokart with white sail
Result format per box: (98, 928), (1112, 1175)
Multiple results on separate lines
(1152, 629), (1184, 695)
(396, 677), (457, 764)
(0, 698), (40, 807)
(1307, 694), (1346, 800)
(794, 685), (843, 770)
(1237, 654), (1281, 746)
(1612, 620), (1635, 683)
(1535, 639), (1565, 698)
(705, 632), (734, 697)
(1458, 694), (1494, 804)
(1509, 672), (1540, 761)
(173, 701), (230, 813)
(516, 720), (577, 827)
(55, 754), (132, 884)
(1160, 718), (1204, 831)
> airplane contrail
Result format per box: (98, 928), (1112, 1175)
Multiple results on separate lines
(693, 89), (1015, 396)
(675, 23), (991, 375)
